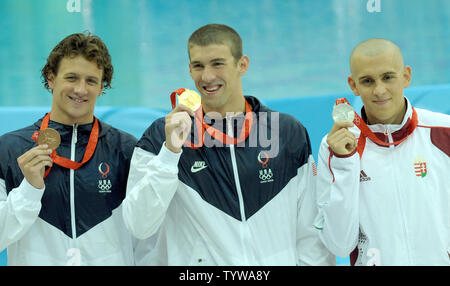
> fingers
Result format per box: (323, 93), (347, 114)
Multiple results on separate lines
(327, 122), (357, 156)
(27, 154), (53, 169)
(17, 144), (53, 189)
(17, 145), (52, 166)
(165, 110), (193, 153)
(172, 104), (194, 117)
(329, 121), (354, 137)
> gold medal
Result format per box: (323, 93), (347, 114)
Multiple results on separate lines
(38, 128), (61, 150)
(178, 89), (201, 112)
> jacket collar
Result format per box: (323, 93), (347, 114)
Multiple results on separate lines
(33, 114), (109, 144)
(361, 97), (414, 145)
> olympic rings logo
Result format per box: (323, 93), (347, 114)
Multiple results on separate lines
(98, 179), (112, 192)
(259, 169), (273, 181)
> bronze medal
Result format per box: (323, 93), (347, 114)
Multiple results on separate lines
(38, 128), (61, 150)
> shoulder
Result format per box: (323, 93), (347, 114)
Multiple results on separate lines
(0, 124), (37, 154)
(414, 108), (450, 157)
(98, 120), (138, 154)
(136, 117), (166, 154)
(0, 124), (37, 179)
(415, 108), (450, 128)
(258, 101), (309, 138)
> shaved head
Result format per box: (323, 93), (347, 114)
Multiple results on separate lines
(350, 38), (404, 75)
(347, 38), (412, 125)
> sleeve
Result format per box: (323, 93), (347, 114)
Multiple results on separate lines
(0, 178), (45, 251)
(313, 136), (360, 258)
(122, 143), (181, 240)
(296, 154), (336, 266)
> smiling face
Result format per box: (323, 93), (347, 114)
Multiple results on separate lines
(48, 55), (103, 125)
(189, 43), (249, 117)
(348, 46), (412, 125)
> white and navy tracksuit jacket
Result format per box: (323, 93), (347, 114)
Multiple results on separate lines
(315, 97), (450, 265)
(0, 117), (144, 265)
(123, 96), (335, 266)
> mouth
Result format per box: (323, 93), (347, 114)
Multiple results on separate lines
(68, 95), (88, 104)
(202, 84), (222, 96)
(373, 98), (391, 105)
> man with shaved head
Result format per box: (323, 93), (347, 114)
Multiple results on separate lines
(314, 38), (450, 265)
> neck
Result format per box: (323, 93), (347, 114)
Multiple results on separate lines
(49, 111), (94, 126)
(365, 98), (407, 125)
(203, 96), (246, 118)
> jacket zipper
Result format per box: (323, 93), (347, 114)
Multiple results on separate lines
(386, 126), (412, 264)
(227, 117), (252, 264)
(70, 124), (78, 242)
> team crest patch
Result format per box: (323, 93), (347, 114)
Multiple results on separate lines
(258, 151), (274, 184)
(98, 162), (112, 193)
(413, 155), (427, 178)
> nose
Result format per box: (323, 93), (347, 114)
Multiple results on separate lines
(201, 66), (215, 83)
(74, 80), (88, 96)
(373, 81), (387, 96)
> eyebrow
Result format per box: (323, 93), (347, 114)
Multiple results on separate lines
(63, 72), (100, 81)
(190, 58), (227, 65)
(358, 71), (397, 81)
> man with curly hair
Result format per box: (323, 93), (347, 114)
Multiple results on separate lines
(0, 33), (143, 265)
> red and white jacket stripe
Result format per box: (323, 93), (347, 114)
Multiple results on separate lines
(314, 97), (450, 266)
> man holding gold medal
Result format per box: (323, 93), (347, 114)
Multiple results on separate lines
(314, 39), (450, 265)
(122, 24), (334, 265)
(0, 33), (144, 265)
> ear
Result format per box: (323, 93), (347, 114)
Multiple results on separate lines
(48, 73), (55, 90)
(403, 65), (412, 88)
(237, 55), (249, 76)
(189, 62), (194, 80)
(347, 75), (360, 96)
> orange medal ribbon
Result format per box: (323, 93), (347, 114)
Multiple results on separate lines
(170, 88), (253, 149)
(33, 113), (99, 178)
(335, 98), (418, 157)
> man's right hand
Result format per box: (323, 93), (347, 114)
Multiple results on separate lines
(165, 104), (194, 153)
(326, 121), (357, 156)
(17, 144), (53, 189)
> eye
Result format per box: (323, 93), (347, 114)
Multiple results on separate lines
(383, 74), (393, 81)
(361, 78), (374, 85)
(87, 78), (98, 85)
(213, 62), (224, 67)
(66, 76), (77, 82)
(191, 64), (203, 70)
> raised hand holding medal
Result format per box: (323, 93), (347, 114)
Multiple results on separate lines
(165, 88), (199, 153)
(326, 100), (358, 156)
(168, 88), (253, 151)
(17, 128), (61, 189)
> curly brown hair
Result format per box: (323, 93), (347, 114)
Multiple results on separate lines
(41, 32), (113, 92)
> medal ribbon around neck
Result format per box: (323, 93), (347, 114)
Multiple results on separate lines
(335, 98), (418, 157)
(170, 88), (254, 148)
(32, 113), (99, 178)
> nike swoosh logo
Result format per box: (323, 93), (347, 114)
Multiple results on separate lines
(191, 165), (208, 173)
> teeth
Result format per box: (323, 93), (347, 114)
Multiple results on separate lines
(205, 86), (220, 92)
(70, 96), (85, 103)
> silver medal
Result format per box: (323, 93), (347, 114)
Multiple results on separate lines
(332, 103), (355, 122)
